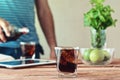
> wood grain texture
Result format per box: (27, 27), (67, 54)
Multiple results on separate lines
(0, 59), (120, 80)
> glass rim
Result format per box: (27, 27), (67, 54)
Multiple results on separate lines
(55, 46), (79, 50)
(20, 42), (36, 45)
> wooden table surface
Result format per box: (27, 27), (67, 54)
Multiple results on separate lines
(0, 59), (120, 80)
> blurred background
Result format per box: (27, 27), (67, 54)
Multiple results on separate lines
(35, 0), (120, 59)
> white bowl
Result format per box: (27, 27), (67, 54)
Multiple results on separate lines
(80, 48), (115, 65)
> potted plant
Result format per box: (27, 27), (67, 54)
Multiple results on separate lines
(84, 0), (117, 48)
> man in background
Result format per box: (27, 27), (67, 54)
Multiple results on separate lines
(0, 0), (57, 59)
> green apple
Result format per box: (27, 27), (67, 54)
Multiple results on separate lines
(83, 48), (93, 61)
(90, 48), (104, 64)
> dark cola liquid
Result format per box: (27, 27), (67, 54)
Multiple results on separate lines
(21, 44), (35, 58)
(5, 32), (24, 41)
(3, 27), (29, 41)
(59, 49), (77, 73)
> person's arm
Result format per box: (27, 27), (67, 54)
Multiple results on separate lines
(35, 0), (57, 59)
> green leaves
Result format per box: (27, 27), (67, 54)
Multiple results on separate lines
(84, 0), (117, 30)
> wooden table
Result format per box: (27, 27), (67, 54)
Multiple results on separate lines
(0, 59), (120, 80)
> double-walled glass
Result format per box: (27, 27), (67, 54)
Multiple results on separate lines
(20, 42), (36, 59)
(55, 47), (79, 78)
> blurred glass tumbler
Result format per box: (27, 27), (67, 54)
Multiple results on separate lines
(55, 47), (79, 78)
(20, 42), (36, 59)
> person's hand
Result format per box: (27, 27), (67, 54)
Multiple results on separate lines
(0, 18), (10, 42)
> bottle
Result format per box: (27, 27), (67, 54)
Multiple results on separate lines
(3, 25), (29, 41)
